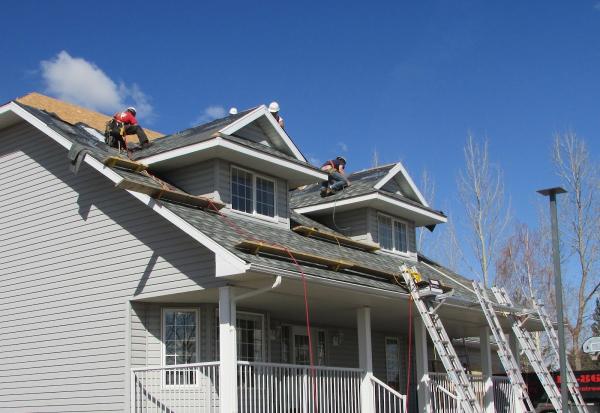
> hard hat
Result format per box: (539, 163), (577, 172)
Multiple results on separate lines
(229, 107), (238, 115)
(126, 106), (137, 116)
(336, 156), (347, 164)
(268, 101), (280, 113)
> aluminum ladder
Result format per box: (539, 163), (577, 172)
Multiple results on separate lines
(472, 281), (535, 413)
(492, 286), (563, 411)
(400, 265), (482, 413)
(534, 298), (589, 412)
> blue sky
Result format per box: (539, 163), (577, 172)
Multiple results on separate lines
(2, 0), (599, 275)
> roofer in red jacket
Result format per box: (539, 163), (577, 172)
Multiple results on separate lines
(104, 107), (151, 150)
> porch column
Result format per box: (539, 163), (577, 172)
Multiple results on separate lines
(219, 287), (237, 413)
(480, 327), (494, 413)
(357, 307), (374, 412)
(414, 317), (431, 412)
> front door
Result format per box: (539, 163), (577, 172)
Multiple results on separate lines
(291, 326), (326, 365)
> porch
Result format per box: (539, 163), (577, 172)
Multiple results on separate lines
(130, 362), (516, 412)
(129, 276), (524, 412)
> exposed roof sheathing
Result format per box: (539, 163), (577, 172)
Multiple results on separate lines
(16, 92), (163, 141)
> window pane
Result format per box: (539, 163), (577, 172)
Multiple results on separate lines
(385, 337), (400, 389)
(294, 335), (310, 365)
(164, 310), (197, 366)
(256, 177), (275, 217)
(378, 215), (393, 250)
(237, 313), (263, 362)
(394, 221), (407, 252)
(231, 168), (253, 213)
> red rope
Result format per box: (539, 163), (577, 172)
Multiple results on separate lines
(405, 295), (413, 408)
(205, 200), (318, 411)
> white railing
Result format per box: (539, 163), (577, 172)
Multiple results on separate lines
(131, 361), (220, 412)
(370, 374), (408, 413)
(428, 372), (516, 413)
(237, 361), (363, 412)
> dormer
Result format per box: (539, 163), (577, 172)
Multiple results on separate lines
(133, 105), (326, 228)
(291, 162), (446, 259)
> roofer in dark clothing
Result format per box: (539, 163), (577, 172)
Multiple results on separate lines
(320, 156), (349, 197)
(104, 107), (151, 150)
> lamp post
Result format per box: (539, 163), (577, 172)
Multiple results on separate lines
(537, 186), (568, 411)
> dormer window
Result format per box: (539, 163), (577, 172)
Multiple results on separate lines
(231, 166), (276, 218)
(377, 213), (408, 253)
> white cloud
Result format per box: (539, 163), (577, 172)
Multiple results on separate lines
(595, 1), (600, 11)
(337, 141), (349, 152)
(40, 50), (154, 121)
(192, 105), (226, 126)
(308, 155), (322, 166)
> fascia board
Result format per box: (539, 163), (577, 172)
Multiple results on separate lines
(294, 192), (447, 223)
(373, 161), (429, 207)
(0, 102), (249, 277)
(220, 105), (307, 162)
(142, 136), (327, 181)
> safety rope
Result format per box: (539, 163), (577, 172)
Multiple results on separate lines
(204, 199), (319, 411)
(406, 295), (413, 409)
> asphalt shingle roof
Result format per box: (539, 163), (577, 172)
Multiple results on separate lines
(14, 101), (481, 304)
(290, 164), (446, 217)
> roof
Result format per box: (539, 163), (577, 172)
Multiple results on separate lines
(15, 92), (163, 140)
(290, 163), (446, 218)
(2, 99), (514, 312)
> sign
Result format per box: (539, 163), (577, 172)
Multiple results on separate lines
(583, 336), (600, 354)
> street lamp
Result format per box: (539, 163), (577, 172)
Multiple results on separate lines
(537, 186), (568, 411)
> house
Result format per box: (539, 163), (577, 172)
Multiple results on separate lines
(0, 93), (540, 412)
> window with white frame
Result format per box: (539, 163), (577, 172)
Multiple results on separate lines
(214, 310), (265, 362)
(163, 309), (198, 385)
(231, 166), (276, 218)
(385, 337), (400, 390)
(237, 312), (264, 361)
(377, 214), (408, 253)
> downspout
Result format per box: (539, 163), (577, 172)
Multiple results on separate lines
(233, 275), (282, 302)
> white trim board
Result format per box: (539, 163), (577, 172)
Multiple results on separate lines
(373, 162), (429, 207)
(140, 135), (326, 186)
(294, 192), (447, 226)
(220, 105), (306, 162)
(0, 102), (249, 278)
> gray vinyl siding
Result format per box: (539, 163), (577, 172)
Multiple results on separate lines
(234, 123), (271, 146)
(162, 160), (216, 199)
(381, 178), (404, 196)
(314, 208), (370, 242)
(0, 122), (216, 411)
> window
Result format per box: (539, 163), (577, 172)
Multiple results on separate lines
(377, 214), (408, 253)
(237, 312), (264, 361)
(385, 337), (400, 390)
(231, 166), (276, 218)
(163, 309), (198, 385)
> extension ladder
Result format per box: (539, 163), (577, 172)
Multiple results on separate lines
(534, 298), (590, 412)
(400, 265), (482, 413)
(472, 281), (535, 413)
(492, 286), (563, 412)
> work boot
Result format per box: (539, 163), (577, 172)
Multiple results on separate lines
(141, 141), (152, 149)
(320, 187), (328, 197)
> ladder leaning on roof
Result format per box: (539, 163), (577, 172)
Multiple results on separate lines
(533, 298), (590, 412)
(399, 265), (482, 413)
(472, 281), (536, 413)
(492, 286), (564, 412)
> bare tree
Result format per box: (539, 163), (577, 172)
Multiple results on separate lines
(457, 134), (511, 287)
(553, 132), (600, 369)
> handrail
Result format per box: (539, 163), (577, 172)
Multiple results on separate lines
(369, 374), (407, 399)
(238, 360), (363, 372)
(131, 361), (220, 372)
